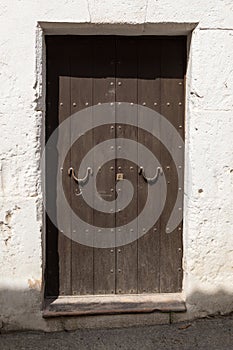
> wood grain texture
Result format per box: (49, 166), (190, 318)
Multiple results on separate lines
(58, 65), (72, 295)
(137, 38), (161, 293)
(45, 36), (186, 299)
(92, 38), (116, 294)
(115, 37), (138, 294)
(43, 293), (186, 317)
(70, 39), (94, 295)
(159, 38), (186, 292)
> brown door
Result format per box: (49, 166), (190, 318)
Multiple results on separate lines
(45, 36), (186, 297)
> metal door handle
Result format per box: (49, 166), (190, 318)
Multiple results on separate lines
(139, 166), (163, 183)
(68, 167), (92, 185)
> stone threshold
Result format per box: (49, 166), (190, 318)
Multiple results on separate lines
(43, 293), (186, 317)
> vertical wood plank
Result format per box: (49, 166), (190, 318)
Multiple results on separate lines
(93, 37), (116, 294)
(71, 38), (94, 295)
(137, 37), (161, 293)
(160, 37), (186, 292)
(58, 66), (72, 296)
(115, 37), (138, 294)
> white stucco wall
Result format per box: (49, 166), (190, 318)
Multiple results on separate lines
(0, 0), (232, 331)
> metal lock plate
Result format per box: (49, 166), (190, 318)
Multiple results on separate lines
(116, 173), (124, 181)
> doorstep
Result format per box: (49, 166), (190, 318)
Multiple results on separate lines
(43, 293), (186, 317)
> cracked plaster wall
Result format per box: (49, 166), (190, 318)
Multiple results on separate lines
(0, 0), (232, 331)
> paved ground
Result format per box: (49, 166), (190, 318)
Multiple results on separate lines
(0, 315), (232, 350)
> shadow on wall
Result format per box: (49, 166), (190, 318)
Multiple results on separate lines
(0, 288), (232, 332)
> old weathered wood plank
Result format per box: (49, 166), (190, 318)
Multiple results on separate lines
(159, 37), (186, 293)
(71, 38), (94, 295)
(137, 37), (161, 293)
(43, 293), (186, 317)
(115, 37), (138, 294)
(93, 37), (116, 294)
(45, 36), (186, 299)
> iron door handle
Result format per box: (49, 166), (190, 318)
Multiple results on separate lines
(68, 167), (92, 185)
(139, 166), (163, 183)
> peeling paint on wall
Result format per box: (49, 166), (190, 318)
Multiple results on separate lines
(28, 278), (42, 290)
(0, 0), (232, 332)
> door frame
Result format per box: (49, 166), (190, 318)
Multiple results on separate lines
(36, 23), (195, 317)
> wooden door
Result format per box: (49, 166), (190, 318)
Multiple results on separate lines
(45, 36), (186, 298)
